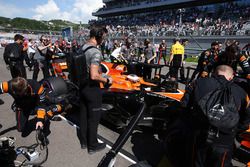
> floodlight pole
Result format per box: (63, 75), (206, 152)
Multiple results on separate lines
(177, 8), (184, 37)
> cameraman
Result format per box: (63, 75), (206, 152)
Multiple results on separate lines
(3, 34), (31, 79)
(0, 77), (64, 134)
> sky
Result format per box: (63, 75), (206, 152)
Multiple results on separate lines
(0, 0), (104, 23)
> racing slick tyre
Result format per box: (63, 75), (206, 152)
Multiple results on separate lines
(43, 77), (68, 104)
(43, 77), (68, 96)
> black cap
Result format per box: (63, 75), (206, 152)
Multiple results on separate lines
(211, 41), (219, 46)
(174, 37), (181, 42)
(14, 34), (24, 41)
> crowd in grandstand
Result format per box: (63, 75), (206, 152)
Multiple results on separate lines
(91, 1), (250, 37)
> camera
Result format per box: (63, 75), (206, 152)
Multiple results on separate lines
(0, 137), (15, 149)
(0, 137), (17, 165)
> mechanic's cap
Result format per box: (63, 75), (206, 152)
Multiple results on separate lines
(182, 39), (189, 43)
(211, 41), (219, 46)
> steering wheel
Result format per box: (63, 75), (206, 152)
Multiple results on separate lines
(119, 54), (128, 64)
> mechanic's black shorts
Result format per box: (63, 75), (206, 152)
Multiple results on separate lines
(170, 54), (182, 78)
(172, 54), (182, 67)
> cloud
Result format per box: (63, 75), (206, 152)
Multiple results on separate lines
(32, 0), (60, 20)
(71, 0), (104, 23)
(32, 0), (103, 23)
(0, 3), (24, 18)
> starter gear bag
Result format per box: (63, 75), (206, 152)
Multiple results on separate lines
(198, 81), (239, 134)
(67, 46), (96, 87)
(8, 47), (20, 60)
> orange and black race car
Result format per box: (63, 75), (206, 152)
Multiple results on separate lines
(52, 51), (185, 130)
(96, 59), (185, 132)
(50, 53), (68, 80)
(234, 126), (250, 166)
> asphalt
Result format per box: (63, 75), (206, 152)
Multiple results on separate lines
(0, 48), (245, 167)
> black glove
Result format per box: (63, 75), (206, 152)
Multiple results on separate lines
(104, 77), (112, 88)
(37, 127), (49, 146)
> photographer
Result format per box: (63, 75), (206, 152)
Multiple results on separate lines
(32, 36), (51, 81)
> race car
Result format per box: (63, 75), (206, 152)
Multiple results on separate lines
(99, 58), (185, 131)
(50, 53), (68, 79)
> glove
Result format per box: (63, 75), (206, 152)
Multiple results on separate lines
(104, 77), (112, 88)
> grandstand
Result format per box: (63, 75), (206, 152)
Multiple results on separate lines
(93, 0), (234, 17)
(90, 0), (250, 37)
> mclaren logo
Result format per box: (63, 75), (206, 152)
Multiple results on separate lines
(208, 104), (225, 120)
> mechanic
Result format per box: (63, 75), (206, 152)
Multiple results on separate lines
(189, 41), (220, 82)
(79, 27), (112, 154)
(0, 77), (64, 134)
(181, 65), (250, 167)
(242, 43), (250, 57)
(169, 38), (184, 81)
(217, 42), (250, 81)
(3, 34), (31, 79)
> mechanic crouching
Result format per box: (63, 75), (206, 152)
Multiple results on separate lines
(0, 77), (64, 136)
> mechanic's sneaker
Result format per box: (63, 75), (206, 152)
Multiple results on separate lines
(81, 144), (87, 149)
(88, 143), (106, 154)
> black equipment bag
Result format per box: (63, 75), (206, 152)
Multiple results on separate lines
(9, 50), (19, 59)
(8, 44), (20, 60)
(198, 81), (239, 134)
(67, 46), (96, 87)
